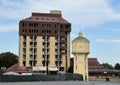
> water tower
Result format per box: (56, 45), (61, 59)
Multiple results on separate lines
(72, 32), (90, 81)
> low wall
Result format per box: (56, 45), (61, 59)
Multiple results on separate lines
(89, 76), (120, 82)
(0, 73), (83, 82)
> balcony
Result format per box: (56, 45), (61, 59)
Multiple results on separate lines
(30, 44), (37, 48)
(56, 59), (62, 62)
(30, 57), (37, 61)
(23, 58), (26, 61)
(23, 49), (26, 54)
(42, 59), (49, 62)
(60, 40), (66, 44)
(60, 46), (66, 49)
(42, 52), (49, 55)
(60, 50), (66, 54)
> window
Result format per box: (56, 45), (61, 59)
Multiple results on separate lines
(42, 23), (51, 28)
(33, 61), (36, 66)
(65, 24), (71, 28)
(41, 18), (44, 20)
(55, 61), (57, 66)
(60, 67), (64, 71)
(34, 55), (37, 60)
(55, 49), (58, 52)
(23, 29), (27, 32)
(43, 37), (45, 40)
(23, 54), (26, 60)
(34, 23), (36, 27)
(55, 24), (59, 28)
(31, 29), (33, 33)
(36, 18), (39, 20)
(23, 48), (26, 54)
(55, 55), (58, 58)
(55, 30), (58, 33)
(30, 48), (33, 53)
(34, 48), (37, 54)
(23, 61), (26, 66)
(30, 42), (33, 45)
(23, 37), (26, 42)
(34, 36), (37, 41)
(60, 24), (63, 28)
(30, 61), (32, 66)
(42, 30), (51, 33)
(42, 48), (45, 52)
(29, 29), (31, 33)
(42, 42), (45, 46)
(42, 61), (45, 66)
(23, 42), (26, 47)
(22, 22), (27, 27)
(47, 55), (49, 60)
(47, 48), (49, 52)
(36, 29), (38, 33)
(22, 23), (25, 26)
(29, 29), (38, 33)
(55, 42), (58, 46)
(34, 42), (37, 47)
(47, 42), (49, 46)
(29, 23), (33, 27)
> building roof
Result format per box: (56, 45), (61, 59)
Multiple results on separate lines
(70, 58), (104, 69)
(72, 32), (89, 43)
(5, 63), (28, 73)
(88, 58), (104, 69)
(21, 12), (70, 24)
(89, 69), (120, 73)
(88, 58), (120, 74)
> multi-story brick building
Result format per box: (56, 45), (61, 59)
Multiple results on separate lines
(19, 10), (71, 74)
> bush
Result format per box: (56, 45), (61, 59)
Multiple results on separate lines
(0, 69), (4, 75)
(0, 73), (83, 82)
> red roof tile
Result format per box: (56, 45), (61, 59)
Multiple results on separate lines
(21, 12), (70, 24)
(5, 63), (28, 73)
(88, 58), (104, 69)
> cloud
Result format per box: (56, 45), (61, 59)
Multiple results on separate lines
(96, 38), (120, 43)
(0, 0), (120, 32)
(0, 0), (26, 19)
(0, 23), (18, 33)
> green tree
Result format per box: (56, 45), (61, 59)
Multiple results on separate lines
(102, 63), (114, 69)
(114, 63), (120, 70)
(0, 52), (18, 69)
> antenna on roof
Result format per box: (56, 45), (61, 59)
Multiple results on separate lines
(79, 28), (83, 37)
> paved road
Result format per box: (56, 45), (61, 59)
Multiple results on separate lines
(0, 81), (120, 85)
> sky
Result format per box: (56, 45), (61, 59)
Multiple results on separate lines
(0, 0), (120, 66)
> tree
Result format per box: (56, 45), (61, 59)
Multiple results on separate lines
(114, 63), (120, 70)
(102, 63), (114, 69)
(0, 52), (18, 69)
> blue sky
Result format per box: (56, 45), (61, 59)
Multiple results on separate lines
(0, 0), (120, 66)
